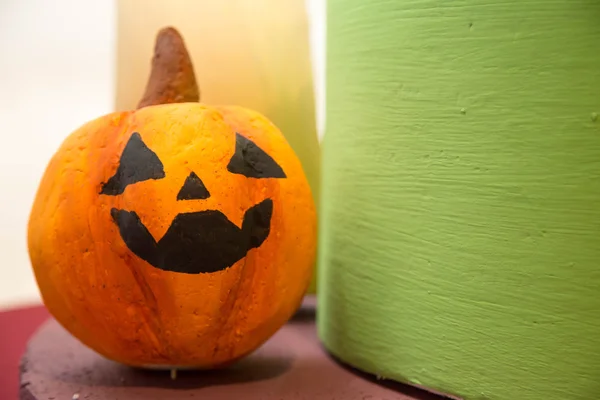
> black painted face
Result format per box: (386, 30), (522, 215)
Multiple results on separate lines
(101, 132), (286, 274)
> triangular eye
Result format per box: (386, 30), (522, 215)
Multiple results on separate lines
(100, 132), (165, 195)
(227, 133), (286, 179)
(177, 172), (210, 200)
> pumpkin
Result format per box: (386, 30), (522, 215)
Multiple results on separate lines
(27, 27), (316, 368)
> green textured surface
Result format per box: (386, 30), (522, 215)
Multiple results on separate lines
(317, 1), (600, 399)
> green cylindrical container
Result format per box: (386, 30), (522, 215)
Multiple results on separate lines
(318, 1), (600, 399)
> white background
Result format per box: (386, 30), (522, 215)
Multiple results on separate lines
(0, 0), (325, 309)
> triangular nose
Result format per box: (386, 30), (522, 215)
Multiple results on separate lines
(177, 172), (210, 200)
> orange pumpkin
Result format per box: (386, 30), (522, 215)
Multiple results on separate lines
(27, 28), (316, 368)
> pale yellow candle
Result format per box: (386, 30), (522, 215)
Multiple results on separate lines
(115, 0), (320, 292)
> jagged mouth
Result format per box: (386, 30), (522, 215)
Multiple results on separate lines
(110, 198), (273, 274)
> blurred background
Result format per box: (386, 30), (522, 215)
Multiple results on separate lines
(0, 0), (326, 309)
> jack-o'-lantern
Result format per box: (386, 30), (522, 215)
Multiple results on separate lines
(27, 27), (316, 368)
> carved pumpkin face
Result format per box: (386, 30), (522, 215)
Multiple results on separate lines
(28, 103), (316, 368)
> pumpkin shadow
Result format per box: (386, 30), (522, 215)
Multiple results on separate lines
(130, 355), (293, 389)
(53, 351), (293, 390)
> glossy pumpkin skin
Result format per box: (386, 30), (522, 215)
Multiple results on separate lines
(28, 103), (316, 368)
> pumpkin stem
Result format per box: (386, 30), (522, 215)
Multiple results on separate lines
(137, 27), (200, 109)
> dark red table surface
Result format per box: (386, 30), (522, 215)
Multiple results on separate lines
(0, 304), (49, 400)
